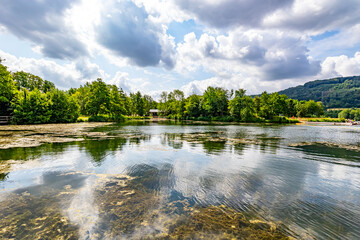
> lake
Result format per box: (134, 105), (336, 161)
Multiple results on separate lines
(1, 121), (360, 239)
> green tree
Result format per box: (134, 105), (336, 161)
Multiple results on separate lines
(270, 93), (287, 116)
(72, 83), (91, 115)
(229, 89), (255, 121)
(13, 71), (54, 92)
(158, 91), (169, 116)
(143, 95), (155, 116)
(305, 100), (324, 116)
(0, 61), (15, 115)
(338, 109), (352, 119)
(48, 89), (79, 123)
(108, 85), (126, 119)
(11, 89), (52, 124)
(258, 92), (274, 119)
(168, 89), (185, 118)
(86, 78), (110, 116)
(285, 99), (298, 117)
(133, 91), (144, 116)
(184, 94), (202, 118)
(201, 87), (229, 117)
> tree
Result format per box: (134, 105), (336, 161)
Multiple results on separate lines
(159, 91), (169, 116)
(184, 94), (201, 118)
(258, 92), (273, 119)
(270, 93), (287, 116)
(229, 89), (255, 122)
(13, 71), (54, 92)
(285, 99), (298, 117)
(72, 83), (90, 115)
(338, 109), (352, 119)
(132, 91), (144, 116)
(143, 94), (155, 116)
(168, 89), (185, 118)
(86, 78), (110, 116)
(108, 85), (126, 118)
(48, 89), (79, 123)
(0, 61), (15, 115)
(11, 89), (52, 124)
(201, 87), (229, 117)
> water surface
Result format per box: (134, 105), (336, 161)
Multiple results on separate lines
(1, 122), (360, 239)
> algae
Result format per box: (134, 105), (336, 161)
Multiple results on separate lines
(0, 189), (79, 239)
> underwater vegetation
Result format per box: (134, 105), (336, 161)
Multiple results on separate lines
(0, 166), (291, 239)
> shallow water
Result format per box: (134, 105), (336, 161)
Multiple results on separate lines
(1, 121), (360, 239)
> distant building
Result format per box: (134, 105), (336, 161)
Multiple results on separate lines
(149, 109), (160, 118)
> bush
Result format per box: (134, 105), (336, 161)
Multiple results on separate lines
(88, 115), (109, 122)
(270, 116), (299, 123)
(211, 116), (234, 122)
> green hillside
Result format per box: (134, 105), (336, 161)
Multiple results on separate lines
(278, 76), (360, 108)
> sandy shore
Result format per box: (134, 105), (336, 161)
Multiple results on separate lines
(0, 122), (112, 149)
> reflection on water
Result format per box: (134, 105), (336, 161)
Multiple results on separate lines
(1, 122), (360, 239)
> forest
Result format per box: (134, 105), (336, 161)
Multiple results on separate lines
(278, 75), (360, 108)
(1, 60), (326, 124)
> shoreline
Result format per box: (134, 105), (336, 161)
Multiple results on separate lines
(0, 122), (112, 149)
(0, 120), (357, 150)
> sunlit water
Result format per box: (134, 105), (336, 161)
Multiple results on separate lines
(1, 122), (360, 239)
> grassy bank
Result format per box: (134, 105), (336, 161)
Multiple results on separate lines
(79, 115), (300, 124)
(302, 117), (345, 123)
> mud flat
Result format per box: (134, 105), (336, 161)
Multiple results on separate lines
(0, 122), (113, 149)
(289, 141), (360, 152)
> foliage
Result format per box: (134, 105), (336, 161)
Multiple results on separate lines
(0, 61), (15, 115)
(11, 89), (52, 124)
(1, 60), (328, 125)
(88, 114), (126, 122)
(13, 71), (54, 92)
(278, 75), (360, 108)
(324, 110), (342, 118)
(229, 89), (255, 122)
(72, 83), (90, 115)
(201, 87), (229, 117)
(108, 85), (126, 118)
(306, 118), (345, 123)
(48, 89), (79, 123)
(184, 94), (202, 118)
(338, 109), (360, 121)
(86, 78), (110, 116)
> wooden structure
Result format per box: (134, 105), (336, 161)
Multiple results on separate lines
(0, 116), (11, 124)
(149, 109), (160, 118)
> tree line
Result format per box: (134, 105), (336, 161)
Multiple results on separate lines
(279, 76), (360, 108)
(158, 87), (324, 122)
(1, 60), (325, 124)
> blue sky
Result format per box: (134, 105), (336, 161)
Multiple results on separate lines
(1, 0), (360, 98)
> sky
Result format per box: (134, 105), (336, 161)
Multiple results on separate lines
(1, 0), (360, 98)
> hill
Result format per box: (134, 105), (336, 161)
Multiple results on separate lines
(278, 76), (360, 108)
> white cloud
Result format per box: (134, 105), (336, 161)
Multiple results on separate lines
(0, 50), (105, 89)
(95, 0), (176, 68)
(110, 71), (151, 94)
(175, 29), (320, 81)
(0, 0), (88, 59)
(175, 0), (294, 29)
(180, 75), (299, 96)
(1, 0), (360, 96)
(320, 52), (360, 78)
(264, 0), (360, 34)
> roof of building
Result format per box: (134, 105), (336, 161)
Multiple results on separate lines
(149, 109), (160, 113)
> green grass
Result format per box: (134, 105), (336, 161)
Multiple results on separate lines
(77, 116), (89, 122)
(305, 118), (345, 122)
(125, 116), (151, 120)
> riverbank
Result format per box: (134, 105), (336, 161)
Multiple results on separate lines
(0, 122), (112, 149)
(1, 119), (358, 150)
